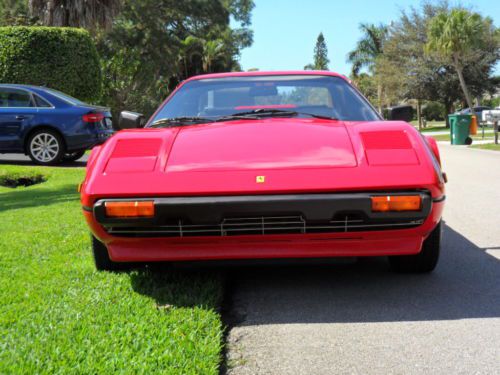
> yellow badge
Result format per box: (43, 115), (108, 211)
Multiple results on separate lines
(256, 176), (265, 183)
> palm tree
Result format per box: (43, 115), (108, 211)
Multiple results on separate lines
(425, 9), (488, 116)
(202, 39), (225, 73)
(29, 0), (119, 30)
(179, 36), (226, 75)
(347, 23), (388, 113)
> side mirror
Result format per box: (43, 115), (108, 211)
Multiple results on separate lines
(118, 111), (145, 129)
(386, 105), (413, 122)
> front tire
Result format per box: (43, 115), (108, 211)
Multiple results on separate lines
(92, 235), (133, 272)
(27, 129), (65, 165)
(389, 221), (441, 273)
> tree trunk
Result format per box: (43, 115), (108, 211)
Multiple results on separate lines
(46, 0), (55, 25)
(454, 58), (475, 117)
(444, 101), (452, 128)
(377, 83), (382, 114)
(416, 99), (422, 131)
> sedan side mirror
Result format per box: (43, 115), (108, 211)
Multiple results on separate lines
(386, 105), (414, 122)
(118, 111), (145, 129)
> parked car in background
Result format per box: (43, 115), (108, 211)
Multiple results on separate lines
(457, 106), (492, 121)
(81, 71), (446, 274)
(0, 84), (113, 165)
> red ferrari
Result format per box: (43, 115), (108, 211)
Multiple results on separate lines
(81, 71), (446, 272)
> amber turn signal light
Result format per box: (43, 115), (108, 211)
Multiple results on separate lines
(105, 201), (155, 218)
(371, 195), (421, 212)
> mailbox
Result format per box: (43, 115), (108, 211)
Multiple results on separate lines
(482, 110), (500, 144)
(482, 110), (500, 124)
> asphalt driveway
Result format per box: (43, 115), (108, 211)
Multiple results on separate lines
(225, 144), (500, 374)
(0, 153), (88, 167)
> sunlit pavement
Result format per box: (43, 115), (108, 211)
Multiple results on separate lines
(0, 153), (88, 167)
(226, 144), (500, 375)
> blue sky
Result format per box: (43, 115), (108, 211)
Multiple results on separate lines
(237, 0), (499, 75)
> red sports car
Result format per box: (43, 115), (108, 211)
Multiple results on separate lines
(81, 71), (446, 272)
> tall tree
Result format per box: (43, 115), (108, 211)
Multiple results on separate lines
(347, 23), (388, 77)
(29, 0), (119, 30)
(347, 23), (388, 113)
(425, 9), (492, 116)
(313, 32), (329, 70)
(98, 0), (254, 117)
(379, 2), (499, 126)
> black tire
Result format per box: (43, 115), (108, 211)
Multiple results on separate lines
(63, 150), (86, 162)
(389, 221), (441, 273)
(92, 235), (133, 272)
(27, 129), (65, 165)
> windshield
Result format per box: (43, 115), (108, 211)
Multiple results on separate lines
(149, 75), (380, 126)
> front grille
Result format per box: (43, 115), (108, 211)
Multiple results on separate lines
(106, 215), (424, 237)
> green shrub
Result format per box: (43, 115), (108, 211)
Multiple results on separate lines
(0, 26), (101, 102)
(422, 101), (446, 121)
(0, 170), (46, 188)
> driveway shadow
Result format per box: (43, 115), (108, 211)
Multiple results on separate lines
(223, 223), (500, 324)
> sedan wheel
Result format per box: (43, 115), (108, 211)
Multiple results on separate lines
(28, 130), (64, 165)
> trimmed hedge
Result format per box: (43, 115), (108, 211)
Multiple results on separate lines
(0, 170), (46, 188)
(0, 26), (101, 102)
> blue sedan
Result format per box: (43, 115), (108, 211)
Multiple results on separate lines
(0, 84), (113, 165)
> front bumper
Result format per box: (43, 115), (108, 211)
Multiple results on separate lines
(83, 192), (444, 262)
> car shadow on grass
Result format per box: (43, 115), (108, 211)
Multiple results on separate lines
(221, 223), (500, 325)
(129, 266), (224, 310)
(0, 184), (78, 212)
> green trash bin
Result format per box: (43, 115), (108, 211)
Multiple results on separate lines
(448, 114), (472, 145)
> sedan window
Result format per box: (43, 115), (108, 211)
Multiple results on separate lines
(34, 94), (53, 108)
(0, 88), (34, 108)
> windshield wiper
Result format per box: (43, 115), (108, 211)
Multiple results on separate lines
(149, 117), (214, 128)
(216, 108), (337, 122)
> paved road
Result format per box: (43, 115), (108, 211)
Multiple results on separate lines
(0, 153), (88, 167)
(226, 144), (500, 375)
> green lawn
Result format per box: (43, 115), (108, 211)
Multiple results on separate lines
(410, 120), (447, 132)
(0, 165), (224, 373)
(469, 142), (500, 151)
(429, 131), (495, 142)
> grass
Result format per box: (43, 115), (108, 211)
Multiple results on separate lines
(429, 131), (495, 142)
(469, 142), (500, 151)
(0, 165), (225, 373)
(410, 120), (447, 132)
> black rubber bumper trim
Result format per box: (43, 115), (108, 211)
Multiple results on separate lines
(432, 195), (446, 203)
(82, 205), (92, 212)
(92, 192), (433, 228)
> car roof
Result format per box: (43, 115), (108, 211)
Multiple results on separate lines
(0, 83), (47, 90)
(184, 70), (349, 83)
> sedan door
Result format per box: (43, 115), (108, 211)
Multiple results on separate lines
(0, 88), (37, 151)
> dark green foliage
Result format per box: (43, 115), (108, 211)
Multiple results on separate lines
(422, 101), (446, 121)
(0, 0), (31, 26)
(97, 0), (254, 118)
(0, 169), (46, 188)
(380, 3), (499, 117)
(0, 26), (101, 102)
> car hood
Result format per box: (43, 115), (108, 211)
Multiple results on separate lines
(165, 118), (357, 172)
(82, 118), (444, 201)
